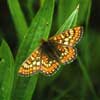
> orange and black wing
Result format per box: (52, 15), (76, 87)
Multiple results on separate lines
(40, 45), (76, 76)
(56, 44), (76, 64)
(18, 48), (41, 76)
(40, 52), (59, 75)
(50, 26), (83, 46)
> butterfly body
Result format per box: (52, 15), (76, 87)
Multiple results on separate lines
(40, 40), (61, 63)
(18, 26), (83, 76)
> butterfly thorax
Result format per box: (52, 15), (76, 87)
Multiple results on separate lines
(40, 40), (61, 63)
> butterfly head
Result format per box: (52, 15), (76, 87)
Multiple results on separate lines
(40, 39), (47, 44)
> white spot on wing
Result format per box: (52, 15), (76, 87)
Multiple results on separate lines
(37, 62), (40, 66)
(64, 41), (68, 45)
(23, 63), (28, 68)
(33, 61), (36, 65)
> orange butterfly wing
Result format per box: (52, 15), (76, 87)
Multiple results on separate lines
(18, 46), (76, 76)
(40, 52), (59, 75)
(40, 45), (76, 75)
(18, 49), (41, 76)
(56, 45), (76, 64)
(50, 26), (83, 46)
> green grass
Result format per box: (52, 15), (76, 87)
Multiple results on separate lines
(0, 39), (14, 100)
(7, 0), (28, 44)
(0, 0), (100, 100)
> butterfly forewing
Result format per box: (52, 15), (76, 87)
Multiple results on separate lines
(50, 26), (83, 46)
(18, 49), (41, 76)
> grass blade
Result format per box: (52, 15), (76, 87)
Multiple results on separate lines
(11, 0), (55, 100)
(78, 0), (91, 25)
(77, 0), (98, 99)
(57, 4), (79, 33)
(0, 39), (14, 100)
(26, 0), (35, 21)
(7, 0), (28, 44)
(58, 0), (78, 28)
(78, 56), (99, 100)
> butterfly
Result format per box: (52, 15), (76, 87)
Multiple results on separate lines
(18, 26), (83, 76)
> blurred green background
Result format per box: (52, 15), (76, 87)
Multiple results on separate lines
(0, 0), (100, 100)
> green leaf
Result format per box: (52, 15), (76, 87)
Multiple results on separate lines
(78, 57), (99, 100)
(7, 0), (28, 44)
(0, 39), (14, 100)
(40, 0), (46, 7)
(78, 0), (92, 65)
(26, 0), (35, 21)
(77, 0), (98, 99)
(78, 0), (92, 66)
(57, 4), (79, 33)
(77, 0), (94, 99)
(78, 0), (92, 26)
(11, 0), (55, 100)
(58, 0), (78, 28)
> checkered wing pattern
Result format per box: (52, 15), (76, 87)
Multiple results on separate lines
(18, 49), (41, 76)
(18, 46), (76, 76)
(57, 45), (76, 64)
(18, 26), (83, 76)
(40, 45), (76, 75)
(40, 52), (59, 75)
(50, 26), (83, 46)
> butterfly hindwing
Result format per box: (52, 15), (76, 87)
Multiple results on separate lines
(56, 44), (77, 64)
(18, 49), (41, 76)
(40, 52), (59, 75)
(50, 26), (83, 46)
(40, 45), (76, 76)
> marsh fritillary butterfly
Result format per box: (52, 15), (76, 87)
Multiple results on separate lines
(18, 26), (83, 76)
